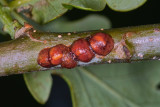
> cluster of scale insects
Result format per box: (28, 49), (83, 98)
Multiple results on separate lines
(37, 32), (114, 69)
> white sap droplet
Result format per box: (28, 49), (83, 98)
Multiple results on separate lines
(108, 60), (111, 63)
(67, 33), (71, 36)
(58, 35), (62, 38)
(138, 53), (144, 58)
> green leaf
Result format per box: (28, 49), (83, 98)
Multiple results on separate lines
(54, 61), (160, 107)
(40, 14), (111, 32)
(63, 0), (106, 11)
(9, 0), (146, 23)
(31, 0), (70, 24)
(106, 0), (147, 12)
(23, 71), (52, 104)
(10, 0), (106, 24)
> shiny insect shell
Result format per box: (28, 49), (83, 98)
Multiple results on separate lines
(37, 32), (114, 69)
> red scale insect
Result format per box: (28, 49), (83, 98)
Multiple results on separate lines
(61, 50), (77, 69)
(37, 48), (52, 68)
(89, 32), (114, 56)
(71, 38), (95, 62)
(37, 32), (114, 69)
(48, 44), (77, 69)
(49, 44), (68, 66)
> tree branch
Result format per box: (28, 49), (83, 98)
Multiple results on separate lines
(0, 24), (160, 76)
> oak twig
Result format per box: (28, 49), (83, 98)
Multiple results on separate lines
(0, 24), (160, 76)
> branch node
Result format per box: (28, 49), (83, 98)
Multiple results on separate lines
(14, 23), (47, 44)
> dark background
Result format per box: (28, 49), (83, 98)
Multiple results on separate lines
(0, 0), (160, 107)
